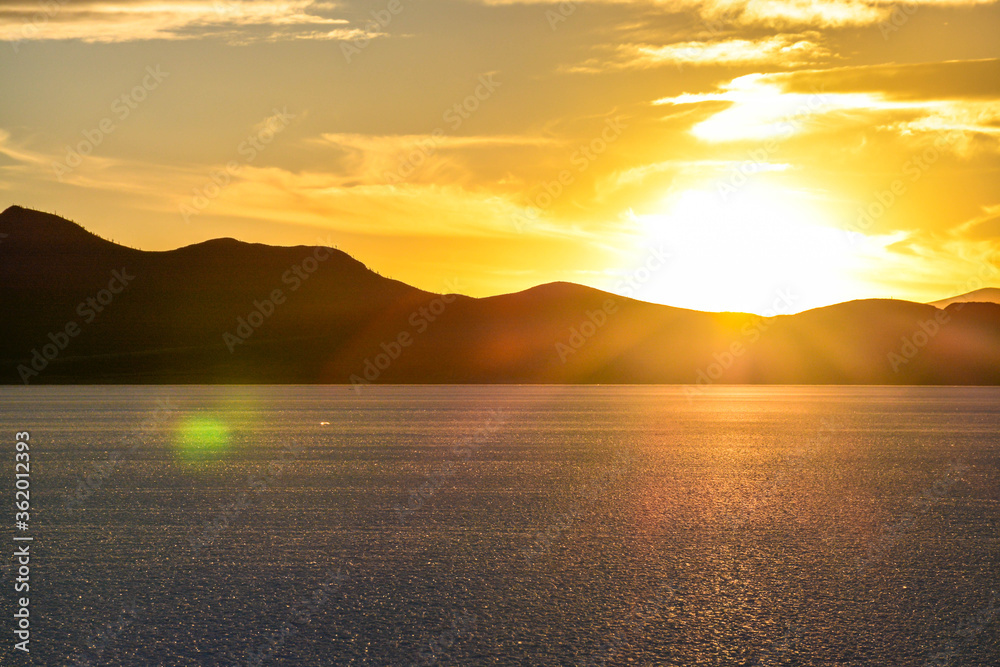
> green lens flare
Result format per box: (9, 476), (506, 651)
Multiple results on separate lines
(175, 416), (231, 464)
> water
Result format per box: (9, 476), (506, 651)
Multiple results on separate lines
(1, 385), (998, 665)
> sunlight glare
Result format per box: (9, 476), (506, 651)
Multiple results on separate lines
(622, 181), (869, 314)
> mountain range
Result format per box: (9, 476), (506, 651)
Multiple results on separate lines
(2, 205), (999, 385)
(929, 288), (1000, 308)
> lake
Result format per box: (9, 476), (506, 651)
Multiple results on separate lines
(1, 386), (998, 665)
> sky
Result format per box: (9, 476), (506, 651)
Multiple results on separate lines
(1, 0), (999, 314)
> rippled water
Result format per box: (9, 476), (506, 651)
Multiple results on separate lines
(1, 385), (998, 666)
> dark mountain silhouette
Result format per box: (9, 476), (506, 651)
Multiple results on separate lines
(929, 287), (1000, 308)
(2, 205), (999, 384)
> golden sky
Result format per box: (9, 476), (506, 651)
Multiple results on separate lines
(2, 0), (999, 313)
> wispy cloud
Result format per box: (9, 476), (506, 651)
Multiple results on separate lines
(724, 0), (997, 29)
(0, 129), (52, 169)
(956, 204), (1000, 239)
(0, 127), (572, 240)
(608, 158), (791, 188)
(566, 33), (830, 72)
(313, 132), (560, 186)
(477, 0), (997, 29)
(1, 1), (372, 44)
(318, 133), (555, 149)
(654, 61), (1000, 145)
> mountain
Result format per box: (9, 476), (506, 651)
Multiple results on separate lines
(2, 205), (1000, 384)
(929, 288), (1000, 308)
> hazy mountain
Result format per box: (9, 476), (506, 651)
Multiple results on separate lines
(2, 205), (999, 385)
(929, 288), (1000, 308)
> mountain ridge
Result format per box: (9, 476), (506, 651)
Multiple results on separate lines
(2, 206), (999, 385)
(929, 287), (1000, 308)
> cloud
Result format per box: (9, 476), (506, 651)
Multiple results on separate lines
(654, 60), (1000, 146)
(956, 204), (1000, 239)
(1, 0), (373, 44)
(478, 0), (997, 29)
(0, 129), (50, 169)
(313, 132), (559, 187)
(608, 158), (790, 188)
(654, 73), (859, 142)
(180, 169), (542, 238)
(0, 126), (575, 241)
(759, 59), (1000, 100)
(877, 101), (1000, 153)
(708, 0), (888, 28)
(868, 230), (1000, 302)
(566, 33), (830, 72)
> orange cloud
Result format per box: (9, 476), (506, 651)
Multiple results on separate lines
(480, 0), (997, 29)
(654, 61), (1000, 148)
(566, 34), (831, 72)
(1, 1), (371, 44)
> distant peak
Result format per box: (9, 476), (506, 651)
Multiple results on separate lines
(930, 287), (1000, 308)
(2, 205), (80, 225)
(0, 205), (122, 251)
(182, 237), (246, 249)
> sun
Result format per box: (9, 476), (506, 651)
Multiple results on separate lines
(617, 180), (871, 314)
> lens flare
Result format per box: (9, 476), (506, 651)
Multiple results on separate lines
(175, 415), (231, 465)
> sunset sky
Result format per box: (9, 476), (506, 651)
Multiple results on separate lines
(2, 0), (999, 313)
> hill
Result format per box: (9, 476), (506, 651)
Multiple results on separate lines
(2, 206), (999, 385)
(929, 288), (1000, 308)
